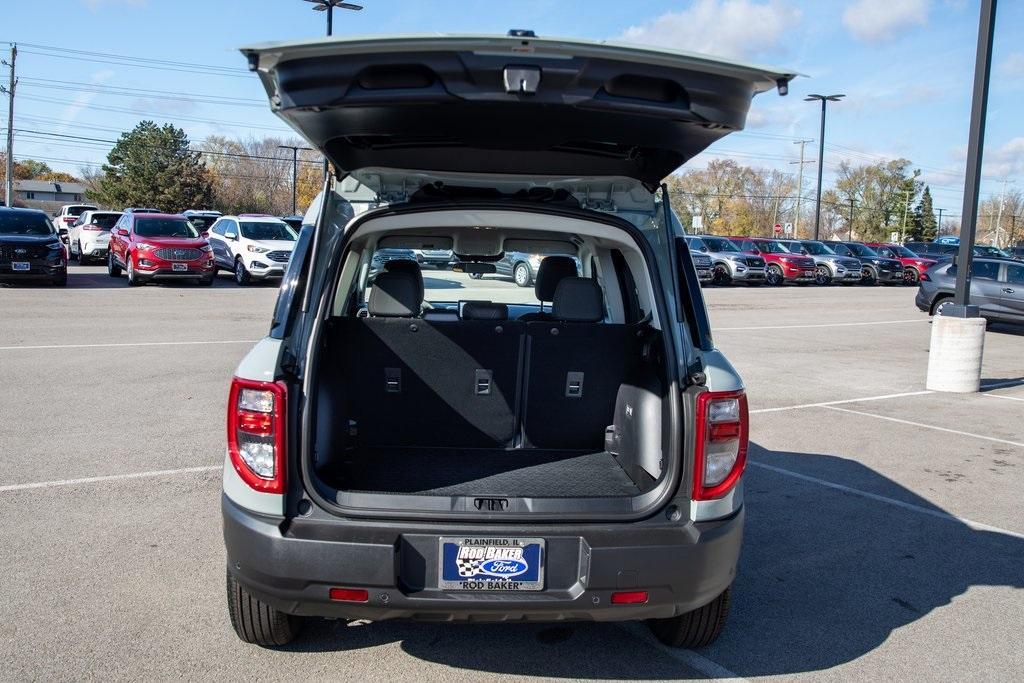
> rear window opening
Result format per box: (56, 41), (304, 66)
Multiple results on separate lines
(302, 205), (683, 520)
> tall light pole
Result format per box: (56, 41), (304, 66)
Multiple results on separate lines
(302, 0), (363, 36)
(278, 144), (314, 215)
(805, 94), (844, 241)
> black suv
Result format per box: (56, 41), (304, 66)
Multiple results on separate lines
(221, 33), (792, 649)
(0, 207), (68, 286)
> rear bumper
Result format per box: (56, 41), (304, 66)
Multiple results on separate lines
(223, 494), (743, 622)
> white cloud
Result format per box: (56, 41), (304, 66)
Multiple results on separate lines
(616, 0), (802, 61)
(842, 0), (931, 43)
(984, 137), (1024, 179)
(999, 53), (1024, 78)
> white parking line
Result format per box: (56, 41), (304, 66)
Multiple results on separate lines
(0, 465), (221, 493)
(716, 318), (923, 331)
(618, 622), (749, 681)
(750, 390), (932, 415)
(0, 340), (258, 351)
(983, 393), (1024, 403)
(749, 461), (1024, 541)
(823, 406), (1024, 448)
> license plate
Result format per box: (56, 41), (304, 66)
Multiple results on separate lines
(12, 262), (29, 271)
(697, 269), (710, 277)
(439, 537), (545, 591)
(172, 263), (188, 272)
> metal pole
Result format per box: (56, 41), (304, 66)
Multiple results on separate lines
(791, 139), (812, 236)
(848, 199), (855, 241)
(813, 100), (826, 241)
(327, 3), (333, 35)
(900, 189), (912, 242)
(2, 44), (15, 208)
(937, 208), (944, 237)
(952, 0), (997, 311)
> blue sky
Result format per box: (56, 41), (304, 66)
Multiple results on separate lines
(3, 0), (1022, 218)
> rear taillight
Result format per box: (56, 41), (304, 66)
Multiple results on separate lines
(693, 390), (748, 501)
(227, 377), (286, 494)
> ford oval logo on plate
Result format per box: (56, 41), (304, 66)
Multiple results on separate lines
(477, 558), (529, 578)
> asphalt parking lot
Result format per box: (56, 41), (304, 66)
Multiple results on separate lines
(2, 265), (1022, 681)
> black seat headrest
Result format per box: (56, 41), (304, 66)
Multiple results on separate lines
(552, 277), (604, 322)
(533, 255), (577, 302)
(369, 270), (423, 317)
(384, 258), (424, 295)
(462, 301), (508, 321)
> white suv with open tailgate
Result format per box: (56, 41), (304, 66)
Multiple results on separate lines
(222, 31), (792, 649)
(207, 214), (298, 285)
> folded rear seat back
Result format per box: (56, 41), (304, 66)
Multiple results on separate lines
(337, 316), (524, 449)
(521, 277), (641, 450)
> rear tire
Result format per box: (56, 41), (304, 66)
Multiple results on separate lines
(226, 569), (302, 647)
(107, 251), (122, 277)
(648, 588), (731, 649)
(930, 295), (953, 317)
(513, 262), (532, 288)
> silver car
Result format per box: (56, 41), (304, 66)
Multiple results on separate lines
(687, 235), (766, 286)
(780, 239), (863, 285)
(916, 258), (1024, 323)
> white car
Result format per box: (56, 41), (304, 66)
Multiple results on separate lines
(52, 203), (98, 233)
(68, 210), (122, 264)
(206, 214), (298, 285)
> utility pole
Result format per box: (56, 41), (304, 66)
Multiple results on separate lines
(277, 144), (313, 215)
(790, 139), (814, 236)
(1, 44), (16, 208)
(994, 178), (1014, 247)
(1008, 214), (1018, 248)
(937, 208), (944, 237)
(900, 189), (913, 242)
(848, 198), (855, 241)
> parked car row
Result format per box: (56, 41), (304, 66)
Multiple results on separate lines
(0, 205), (299, 287)
(686, 235), (940, 287)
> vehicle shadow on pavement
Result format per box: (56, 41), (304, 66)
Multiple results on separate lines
(271, 443), (1024, 678)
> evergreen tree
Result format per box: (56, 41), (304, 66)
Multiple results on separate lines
(92, 121), (214, 211)
(910, 186), (938, 241)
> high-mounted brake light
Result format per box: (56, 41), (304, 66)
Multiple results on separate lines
(227, 377), (286, 494)
(693, 390), (748, 501)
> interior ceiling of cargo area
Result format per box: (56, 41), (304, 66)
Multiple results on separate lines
(311, 217), (674, 508)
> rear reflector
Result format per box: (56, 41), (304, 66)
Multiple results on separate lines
(329, 587), (369, 603)
(610, 591), (648, 605)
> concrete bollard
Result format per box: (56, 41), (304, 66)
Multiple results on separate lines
(926, 314), (986, 393)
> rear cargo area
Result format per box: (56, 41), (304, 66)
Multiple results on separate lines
(312, 314), (668, 502)
(320, 447), (640, 498)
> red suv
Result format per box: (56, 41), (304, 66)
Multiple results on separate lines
(865, 242), (937, 284)
(729, 237), (816, 285)
(107, 212), (215, 286)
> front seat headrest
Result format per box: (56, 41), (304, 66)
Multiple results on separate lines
(533, 255), (577, 302)
(552, 277), (604, 322)
(369, 270), (423, 317)
(462, 301), (508, 321)
(383, 258), (424, 295)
